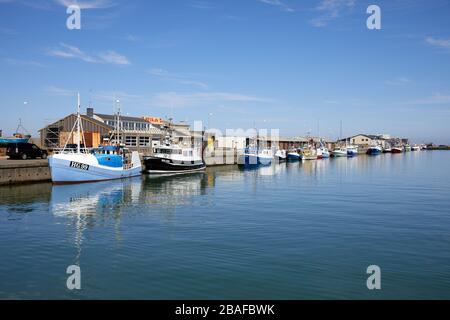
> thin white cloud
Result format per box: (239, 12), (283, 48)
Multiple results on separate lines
(3, 58), (44, 67)
(310, 0), (356, 27)
(150, 91), (271, 108)
(425, 37), (450, 50)
(410, 93), (450, 105)
(47, 43), (130, 65)
(54, 0), (116, 9)
(148, 68), (209, 90)
(385, 77), (411, 86)
(124, 34), (140, 42)
(189, 0), (215, 10)
(45, 85), (76, 96)
(97, 50), (130, 65)
(45, 86), (143, 106)
(258, 0), (294, 13)
(91, 90), (142, 103)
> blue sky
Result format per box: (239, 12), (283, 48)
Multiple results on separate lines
(1, 0), (450, 143)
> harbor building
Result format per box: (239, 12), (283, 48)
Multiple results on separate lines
(339, 134), (387, 148)
(91, 110), (165, 153)
(339, 134), (409, 149)
(39, 113), (113, 149)
(39, 108), (167, 154)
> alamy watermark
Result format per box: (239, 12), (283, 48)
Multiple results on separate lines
(64, 4), (380, 31)
(66, 265), (81, 290)
(367, 5), (381, 30)
(66, 5), (81, 30)
(366, 265), (381, 290)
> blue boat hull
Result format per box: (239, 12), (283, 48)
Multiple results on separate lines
(0, 137), (30, 144)
(238, 154), (272, 168)
(367, 148), (382, 155)
(287, 153), (300, 161)
(347, 150), (358, 157)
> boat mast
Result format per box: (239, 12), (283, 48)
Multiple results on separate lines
(77, 93), (81, 154)
(115, 99), (121, 146)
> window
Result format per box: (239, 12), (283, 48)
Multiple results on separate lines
(125, 136), (137, 146)
(139, 136), (150, 147)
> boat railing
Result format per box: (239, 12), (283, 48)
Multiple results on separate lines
(53, 147), (93, 154)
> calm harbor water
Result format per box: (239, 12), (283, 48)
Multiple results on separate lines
(0, 151), (450, 299)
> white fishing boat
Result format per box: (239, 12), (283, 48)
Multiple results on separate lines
(275, 149), (287, 162)
(258, 148), (274, 165)
(48, 94), (142, 184)
(317, 140), (329, 159)
(332, 146), (347, 157)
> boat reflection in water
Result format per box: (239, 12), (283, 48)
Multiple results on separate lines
(50, 177), (143, 218)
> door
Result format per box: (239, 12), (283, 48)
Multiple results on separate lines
(31, 144), (39, 157)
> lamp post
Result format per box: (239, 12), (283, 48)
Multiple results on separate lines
(208, 112), (213, 132)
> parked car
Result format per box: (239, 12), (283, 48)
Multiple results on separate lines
(6, 143), (48, 160)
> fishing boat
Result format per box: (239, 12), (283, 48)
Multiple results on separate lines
(383, 146), (392, 153)
(287, 149), (301, 161)
(0, 134), (31, 144)
(275, 149), (287, 162)
(48, 94), (142, 184)
(366, 144), (383, 155)
(404, 144), (412, 152)
(316, 147), (323, 159)
(331, 146), (347, 157)
(346, 145), (358, 157)
(391, 146), (403, 154)
(0, 119), (31, 144)
(411, 145), (420, 151)
(317, 140), (330, 159)
(144, 145), (205, 174)
(301, 148), (317, 161)
(238, 147), (273, 168)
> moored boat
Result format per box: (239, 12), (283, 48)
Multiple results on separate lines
(331, 146), (347, 157)
(391, 146), (403, 154)
(49, 146), (142, 184)
(144, 145), (205, 174)
(238, 147), (273, 168)
(301, 148), (317, 161)
(287, 149), (301, 161)
(404, 144), (412, 152)
(275, 149), (287, 162)
(317, 140), (330, 159)
(48, 94), (142, 184)
(383, 143), (392, 153)
(411, 145), (420, 151)
(346, 145), (358, 157)
(367, 145), (382, 155)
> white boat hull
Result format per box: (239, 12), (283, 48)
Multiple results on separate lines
(49, 153), (142, 184)
(332, 150), (347, 157)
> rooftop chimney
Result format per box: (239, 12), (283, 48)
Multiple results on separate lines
(87, 107), (94, 118)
